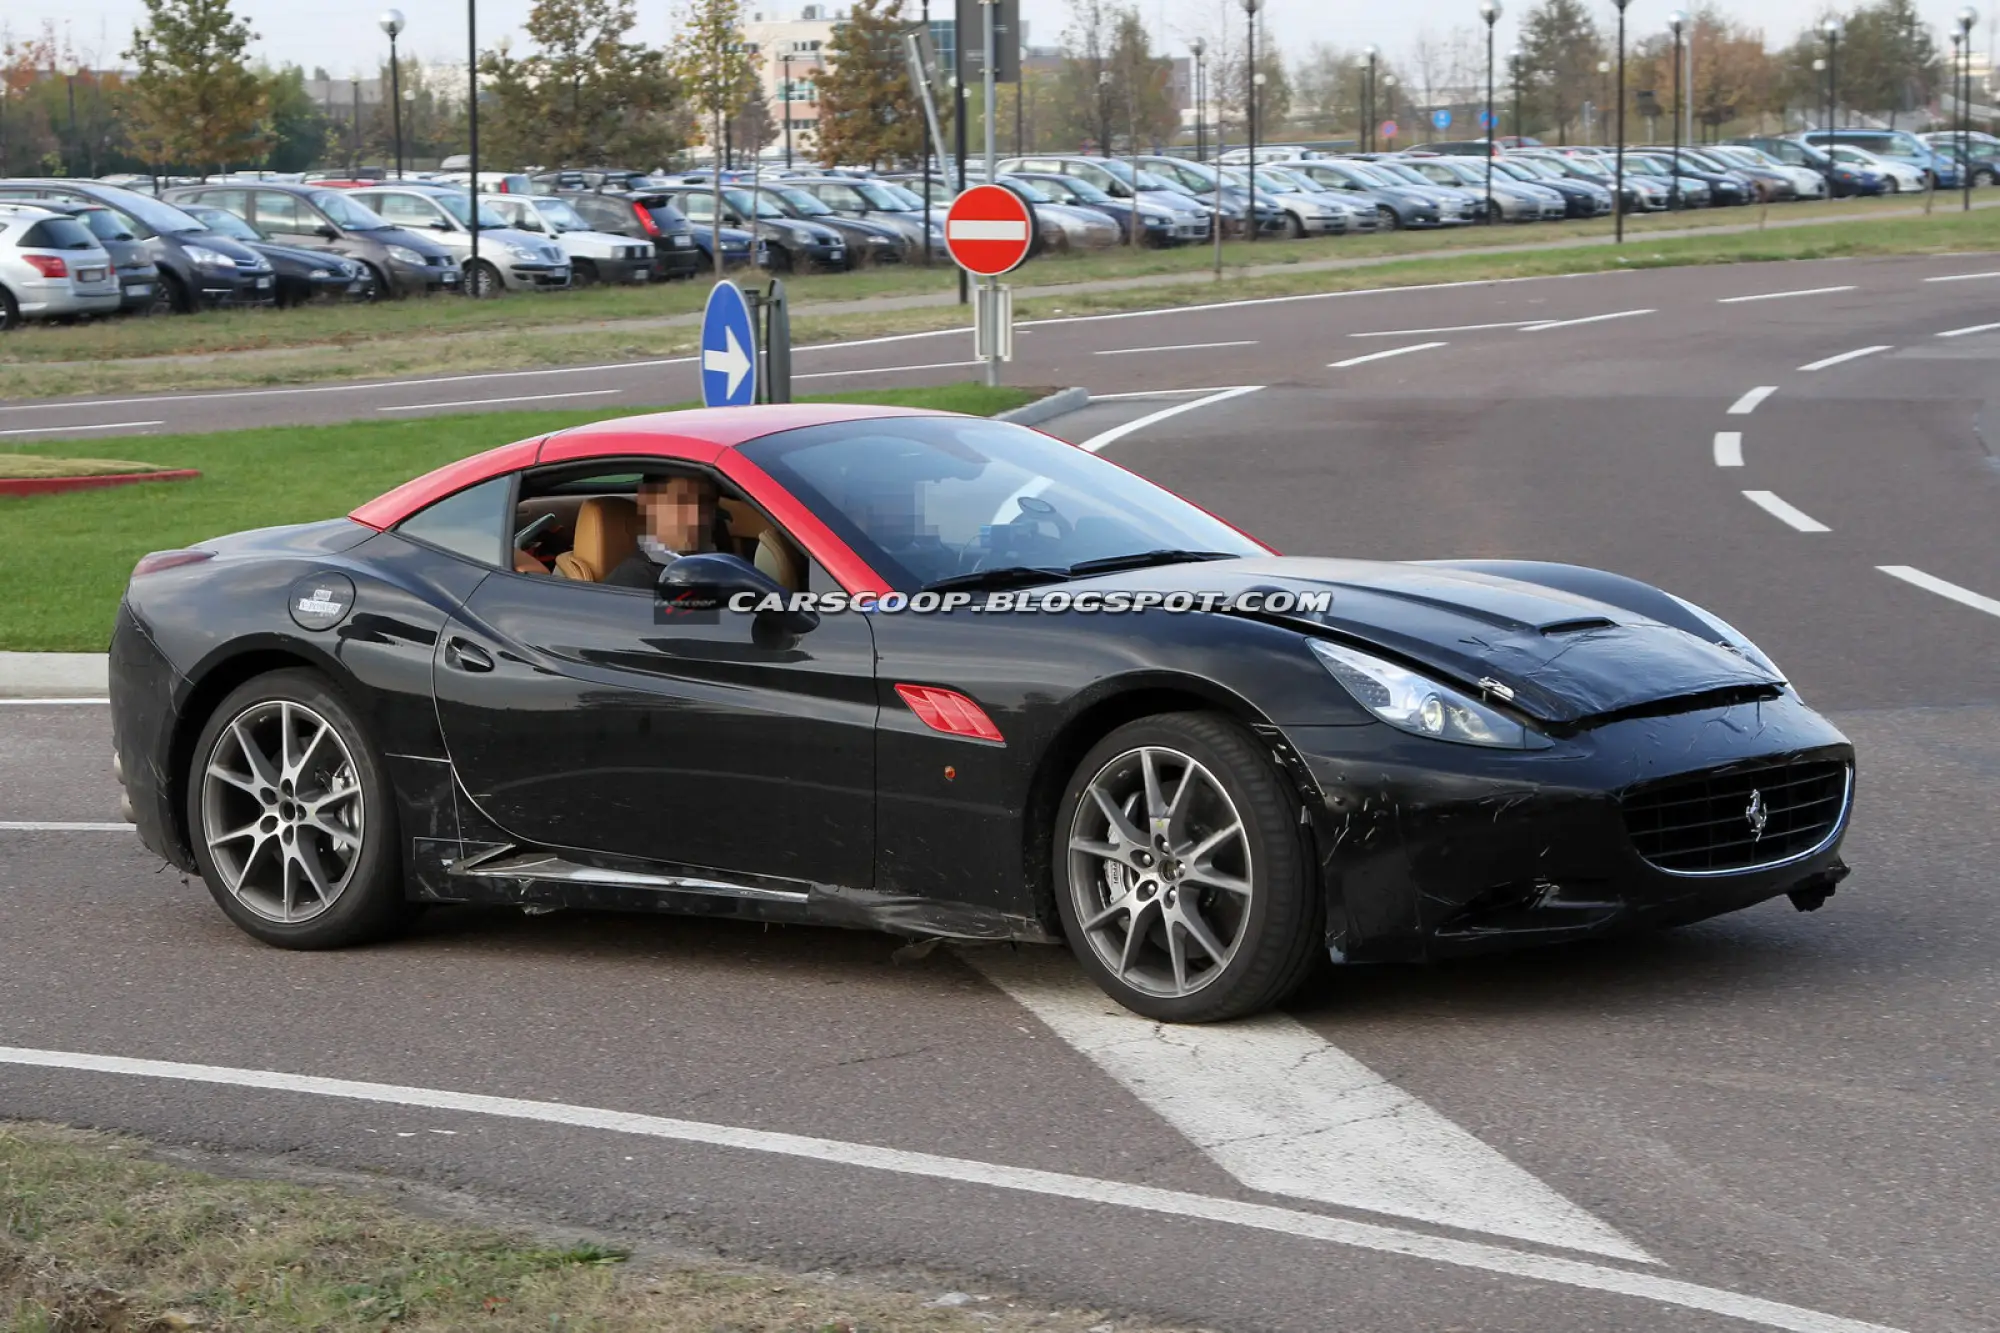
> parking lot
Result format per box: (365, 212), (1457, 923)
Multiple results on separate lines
(4, 249), (1998, 1331)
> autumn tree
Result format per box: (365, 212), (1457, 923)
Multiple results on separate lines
(259, 64), (331, 172)
(1517, 0), (1603, 142)
(479, 0), (681, 169)
(671, 0), (753, 273)
(123, 0), (270, 173)
(1838, 0), (1944, 127)
(815, 0), (923, 169)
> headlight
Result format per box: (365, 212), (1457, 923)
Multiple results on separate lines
(184, 245), (237, 269)
(385, 244), (427, 266)
(504, 242), (541, 261)
(308, 267), (333, 279)
(1309, 640), (1545, 749)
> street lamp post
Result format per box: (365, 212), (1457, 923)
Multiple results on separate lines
(379, 10), (406, 181)
(1191, 39), (1206, 162)
(467, 0), (481, 294)
(1666, 11), (1686, 211)
(59, 60), (78, 177)
(1383, 74), (1398, 144)
(1614, 0), (1629, 241)
(1479, 0), (1502, 224)
(780, 51), (795, 170)
(1960, 7), (1980, 210)
(1822, 17), (1840, 151)
(1363, 46), (1378, 151)
(1243, 0), (1262, 242)
(1595, 59), (1610, 145)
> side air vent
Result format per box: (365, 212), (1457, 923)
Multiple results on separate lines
(1539, 617), (1617, 635)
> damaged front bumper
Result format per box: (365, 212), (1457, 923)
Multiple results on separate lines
(1281, 690), (1855, 964)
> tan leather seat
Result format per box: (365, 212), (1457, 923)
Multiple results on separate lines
(553, 496), (642, 582)
(754, 529), (805, 592)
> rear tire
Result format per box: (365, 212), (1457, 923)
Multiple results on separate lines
(1053, 712), (1322, 1023)
(186, 669), (408, 950)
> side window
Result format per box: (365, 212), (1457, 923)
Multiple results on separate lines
(396, 476), (513, 568)
(572, 196), (624, 232)
(199, 190), (250, 220)
(820, 184), (863, 210)
(373, 193), (442, 227)
(254, 192), (306, 232)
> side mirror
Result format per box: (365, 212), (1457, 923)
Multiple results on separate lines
(658, 553), (819, 635)
(315, 223), (339, 239)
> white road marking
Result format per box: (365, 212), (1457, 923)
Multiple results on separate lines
(1077, 385), (1265, 454)
(1519, 308), (1655, 331)
(1087, 386), (1241, 400)
(1797, 346), (1890, 371)
(970, 951), (1651, 1262)
(1743, 491), (1831, 532)
(0, 363), (695, 415)
(378, 389), (619, 413)
(1936, 320), (2000, 338)
(1094, 340), (1259, 356)
(0, 1044), (1915, 1333)
(1329, 341), (1448, 369)
(1713, 431), (1744, 467)
(0, 822), (131, 832)
(0, 698), (109, 706)
(1347, 319), (1549, 337)
(792, 359), (983, 380)
(0, 420), (163, 438)
(1717, 285), (1857, 304)
(1922, 270), (2000, 282)
(1877, 566), (2000, 618)
(1728, 386), (1778, 415)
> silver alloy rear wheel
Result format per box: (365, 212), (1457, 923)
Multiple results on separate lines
(200, 699), (364, 924)
(1067, 745), (1254, 1000)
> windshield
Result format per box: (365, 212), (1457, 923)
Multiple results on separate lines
(88, 185), (206, 237)
(738, 417), (1263, 593)
(531, 198), (592, 231)
(73, 208), (135, 242)
(432, 193), (508, 229)
(722, 188), (787, 219)
(879, 182), (927, 208)
(307, 190), (390, 230)
(1830, 146), (1882, 165)
(1560, 155), (1612, 178)
(853, 181), (915, 210)
(1626, 158), (1669, 176)
(185, 207), (260, 242)
(996, 176), (1054, 204)
(776, 187), (833, 215)
(1133, 169), (1178, 191)
(1048, 175), (1114, 204)
(1368, 162), (1433, 187)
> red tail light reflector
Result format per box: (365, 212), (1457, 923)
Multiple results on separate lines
(895, 684), (1004, 743)
(633, 202), (661, 236)
(23, 254), (68, 279)
(132, 549), (214, 577)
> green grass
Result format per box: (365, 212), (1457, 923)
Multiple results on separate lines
(0, 384), (1040, 652)
(0, 456), (171, 479)
(2, 202), (1994, 402)
(2, 1121), (1174, 1333)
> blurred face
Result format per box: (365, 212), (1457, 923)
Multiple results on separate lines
(638, 475), (714, 553)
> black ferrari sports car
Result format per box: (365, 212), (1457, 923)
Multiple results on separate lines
(110, 404), (1855, 1022)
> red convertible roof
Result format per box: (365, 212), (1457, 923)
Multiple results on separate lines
(349, 403), (947, 530)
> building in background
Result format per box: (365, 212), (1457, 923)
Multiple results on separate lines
(745, 6), (836, 159)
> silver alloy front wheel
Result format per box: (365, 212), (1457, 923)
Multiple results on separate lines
(1067, 746), (1255, 1000)
(200, 699), (365, 924)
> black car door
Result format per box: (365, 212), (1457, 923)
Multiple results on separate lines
(431, 506), (879, 889)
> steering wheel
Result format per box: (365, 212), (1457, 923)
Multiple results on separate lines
(514, 512), (559, 548)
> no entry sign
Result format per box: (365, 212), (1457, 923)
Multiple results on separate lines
(944, 184), (1034, 277)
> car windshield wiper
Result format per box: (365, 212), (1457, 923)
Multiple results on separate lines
(922, 565), (1073, 593)
(1063, 550), (1241, 577)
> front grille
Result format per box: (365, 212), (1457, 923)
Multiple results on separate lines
(1622, 759), (1849, 875)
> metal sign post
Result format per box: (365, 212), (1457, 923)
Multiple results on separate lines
(982, 0), (1000, 388)
(765, 279), (792, 404)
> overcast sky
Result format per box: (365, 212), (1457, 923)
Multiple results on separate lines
(7, 1), (1991, 79)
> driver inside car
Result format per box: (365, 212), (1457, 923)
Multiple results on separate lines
(606, 473), (719, 589)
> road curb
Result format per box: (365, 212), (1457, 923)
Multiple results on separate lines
(995, 387), (1090, 428)
(0, 651), (110, 698)
(0, 470), (200, 498)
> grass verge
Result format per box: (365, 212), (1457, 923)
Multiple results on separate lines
(1, 200), (1994, 401)
(0, 384), (1040, 652)
(0, 456), (170, 479)
(3, 1121), (1178, 1333)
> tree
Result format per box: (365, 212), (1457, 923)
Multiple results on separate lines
(260, 65), (331, 172)
(671, 0), (753, 273)
(1517, 0), (1603, 142)
(479, 0), (682, 169)
(1837, 0), (1943, 128)
(123, 0), (270, 174)
(815, 0), (922, 169)
(1061, 0), (1121, 154)
(1106, 7), (1177, 151)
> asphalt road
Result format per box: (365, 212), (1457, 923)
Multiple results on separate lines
(4, 252), (1999, 1333)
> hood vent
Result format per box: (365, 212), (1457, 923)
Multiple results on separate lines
(1539, 617), (1618, 635)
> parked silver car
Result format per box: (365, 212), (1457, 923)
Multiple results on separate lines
(344, 183), (570, 294)
(0, 202), (121, 330)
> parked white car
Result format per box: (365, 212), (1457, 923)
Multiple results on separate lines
(1825, 145), (1927, 193)
(1706, 145), (1829, 200)
(347, 183), (570, 295)
(478, 194), (654, 285)
(0, 202), (121, 330)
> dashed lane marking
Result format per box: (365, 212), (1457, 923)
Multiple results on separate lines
(377, 390), (618, 413)
(1347, 319), (1547, 337)
(0, 822), (130, 832)
(0, 1045), (1915, 1333)
(1798, 346), (1890, 371)
(1922, 270), (2000, 282)
(1743, 491), (1831, 532)
(0, 420), (163, 437)
(969, 949), (1653, 1262)
(793, 360), (982, 381)
(1728, 386), (1778, 415)
(1717, 285), (1857, 304)
(1936, 321), (2000, 339)
(1519, 308), (1655, 331)
(1095, 341), (1259, 356)
(1329, 341), (1448, 369)
(1077, 386), (1265, 454)
(0, 698), (109, 706)
(1714, 432), (1744, 467)
(1878, 566), (2000, 618)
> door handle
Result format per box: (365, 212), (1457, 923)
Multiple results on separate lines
(445, 638), (494, 673)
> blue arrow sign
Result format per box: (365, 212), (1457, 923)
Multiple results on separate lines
(1431, 108), (1452, 130)
(701, 280), (757, 408)
(1478, 110), (1498, 129)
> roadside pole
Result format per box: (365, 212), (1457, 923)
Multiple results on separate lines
(982, 0), (1000, 388)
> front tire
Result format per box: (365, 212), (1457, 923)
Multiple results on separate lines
(1053, 712), (1322, 1022)
(469, 259), (503, 297)
(186, 669), (407, 950)
(1376, 205), (1401, 231)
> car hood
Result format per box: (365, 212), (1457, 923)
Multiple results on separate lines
(373, 225), (456, 258)
(1067, 556), (1783, 726)
(246, 240), (359, 270)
